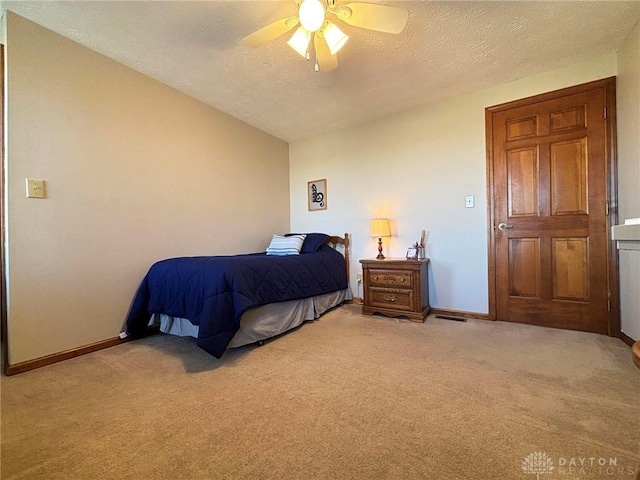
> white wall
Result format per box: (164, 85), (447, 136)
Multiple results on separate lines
(616, 21), (640, 341)
(290, 55), (617, 315)
(5, 13), (290, 364)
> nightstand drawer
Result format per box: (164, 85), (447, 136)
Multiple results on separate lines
(369, 269), (412, 288)
(369, 288), (413, 311)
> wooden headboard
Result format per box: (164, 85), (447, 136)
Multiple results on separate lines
(326, 233), (350, 282)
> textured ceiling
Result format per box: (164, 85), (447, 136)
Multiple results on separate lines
(3, 1), (639, 142)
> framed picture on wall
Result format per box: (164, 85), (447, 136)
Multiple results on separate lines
(308, 179), (327, 211)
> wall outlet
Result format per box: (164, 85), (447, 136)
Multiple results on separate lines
(356, 273), (362, 283)
(465, 195), (475, 208)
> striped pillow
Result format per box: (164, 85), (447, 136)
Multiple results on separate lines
(266, 234), (306, 256)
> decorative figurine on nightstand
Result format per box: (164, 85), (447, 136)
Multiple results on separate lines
(418, 229), (427, 259)
(407, 230), (427, 259)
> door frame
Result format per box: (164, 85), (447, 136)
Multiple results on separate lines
(1, 44), (7, 371)
(485, 77), (620, 336)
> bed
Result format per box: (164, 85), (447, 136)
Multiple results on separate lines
(125, 233), (350, 358)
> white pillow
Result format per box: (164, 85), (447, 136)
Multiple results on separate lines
(266, 234), (306, 256)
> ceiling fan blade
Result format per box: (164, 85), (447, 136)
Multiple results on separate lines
(242, 16), (300, 48)
(334, 3), (408, 34)
(314, 33), (338, 72)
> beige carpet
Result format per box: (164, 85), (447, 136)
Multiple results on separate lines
(1, 305), (639, 480)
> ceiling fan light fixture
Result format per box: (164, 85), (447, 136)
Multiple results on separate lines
(287, 26), (311, 58)
(243, 0), (409, 72)
(322, 22), (349, 55)
(298, 0), (326, 32)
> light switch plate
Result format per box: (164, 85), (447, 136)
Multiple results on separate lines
(26, 178), (46, 198)
(465, 195), (474, 208)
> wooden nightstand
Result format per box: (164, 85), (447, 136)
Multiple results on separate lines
(359, 258), (430, 322)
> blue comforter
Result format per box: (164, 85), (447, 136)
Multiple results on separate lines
(126, 245), (347, 358)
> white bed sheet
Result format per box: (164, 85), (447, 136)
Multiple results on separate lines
(150, 288), (351, 348)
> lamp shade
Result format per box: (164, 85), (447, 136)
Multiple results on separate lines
(287, 27), (311, 58)
(323, 22), (349, 55)
(370, 218), (391, 238)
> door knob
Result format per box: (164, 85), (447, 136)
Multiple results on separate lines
(498, 223), (514, 230)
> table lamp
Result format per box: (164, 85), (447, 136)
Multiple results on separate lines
(370, 218), (391, 259)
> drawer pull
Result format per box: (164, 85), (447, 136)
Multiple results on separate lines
(400, 277), (405, 282)
(383, 294), (397, 303)
(374, 275), (379, 280)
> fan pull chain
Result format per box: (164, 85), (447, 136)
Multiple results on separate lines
(312, 31), (318, 72)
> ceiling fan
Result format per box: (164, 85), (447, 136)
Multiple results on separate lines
(242, 0), (409, 72)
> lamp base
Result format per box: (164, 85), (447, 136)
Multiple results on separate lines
(377, 237), (385, 259)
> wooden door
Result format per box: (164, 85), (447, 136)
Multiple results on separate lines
(487, 78), (618, 334)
